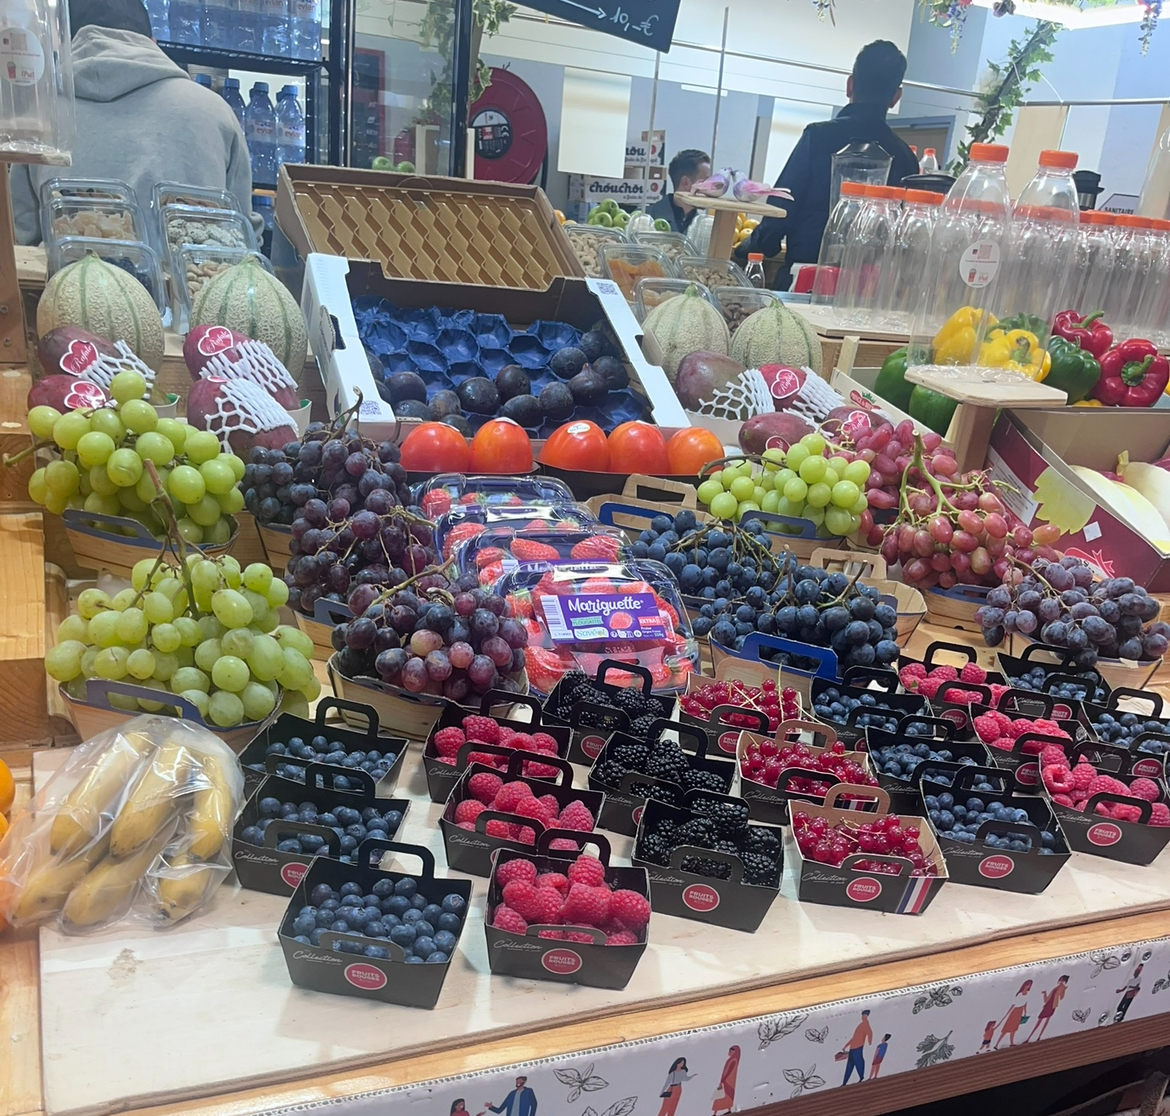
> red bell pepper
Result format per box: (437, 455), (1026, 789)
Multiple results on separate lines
(1052, 310), (1114, 359)
(1090, 339), (1169, 407)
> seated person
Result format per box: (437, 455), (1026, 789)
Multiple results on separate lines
(647, 148), (711, 235)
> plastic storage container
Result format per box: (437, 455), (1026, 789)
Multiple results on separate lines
(42, 194), (148, 245)
(634, 277), (717, 322)
(1070, 210), (1116, 317)
(811, 181), (868, 306)
(834, 185), (903, 327)
(434, 502), (602, 561)
(563, 223), (627, 278)
(171, 244), (273, 333)
(458, 525), (627, 583)
(909, 143), (1013, 370)
(160, 202), (257, 260)
(629, 229), (697, 265)
(712, 286), (779, 334)
(676, 255), (751, 290)
(599, 243), (676, 302)
(876, 188), (942, 332)
(40, 177), (133, 205)
(414, 473), (575, 516)
(47, 236), (168, 318)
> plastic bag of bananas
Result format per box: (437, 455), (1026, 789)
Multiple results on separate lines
(0, 715), (243, 932)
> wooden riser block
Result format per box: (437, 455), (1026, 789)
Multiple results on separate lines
(0, 364), (34, 508)
(0, 511), (49, 742)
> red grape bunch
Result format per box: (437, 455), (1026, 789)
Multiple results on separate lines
(879, 435), (1061, 591)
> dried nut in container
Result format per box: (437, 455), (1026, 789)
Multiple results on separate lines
(720, 293), (767, 332)
(166, 216), (248, 253)
(641, 288), (682, 311)
(185, 260), (231, 298)
(569, 231), (618, 278)
(686, 264), (741, 289)
(51, 211), (136, 240)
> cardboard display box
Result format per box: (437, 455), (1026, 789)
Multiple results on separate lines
(807, 674), (928, 749)
(862, 720), (994, 815)
(995, 643), (1113, 718)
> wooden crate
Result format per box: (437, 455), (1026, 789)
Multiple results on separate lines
(0, 512), (50, 742)
(0, 364), (35, 510)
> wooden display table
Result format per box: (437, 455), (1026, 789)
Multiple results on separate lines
(788, 303), (909, 376)
(672, 195), (785, 263)
(5, 616), (1170, 1116)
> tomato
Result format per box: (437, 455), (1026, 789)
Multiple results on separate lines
(608, 421), (669, 474)
(469, 418), (534, 474)
(538, 420), (610, 471)
(400, 422), (471, 473)
(666, 426), (724, 475)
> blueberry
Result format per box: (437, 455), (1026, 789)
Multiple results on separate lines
(348, 908), (373, 930)
(315, 909), (335, 928)
(365, 946), (390, 959)
(318, 812), (338, 828)
(938, 793), (954, 809)
(293, 935), (311, 944)
(258, 797), (282, 818)
(329, 919), (351, 933)
(365, 920), (387, 938)
(320, 897), (340, 912)
(309, 927), (327, 945)
(346, 823), (368, 840)
(279, 804), (298, 819)
(277, 839), (301, 852)
(426, 951), (450, 964)
(373, 879), (395, 898)
(365, 817), (388, 833)
(394, 877), (418, 898)
(413, 936), (436, 958)
(411, 894), (428, 910)
(402, 908), (424, 924)
(241, 825), (263, 844)
(339, 881), (362, 897)
(434, 929), (458, 952)
(405, 956), (425, 964)
(292, 914), (316, 936)
(413, 920), (435, 938)
(337, 807), (361, 826)
(422, 903), (444, 926)
(363, 894), (381, 907)
(340, 835), (358, 853)
(438, 912), (462, 932)
(383, 894), (410, 916)
(382, 913), (401, 929)
(339, 893), (362, 907)
(390, 923), (416, 947)
(441, 893), (467, 916)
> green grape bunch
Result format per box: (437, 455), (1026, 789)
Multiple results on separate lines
(26, 368), (246, 546)
(46, 553), (318, 729)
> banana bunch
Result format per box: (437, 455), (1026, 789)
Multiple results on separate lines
(733, 213), (759, 250)
(0, 715), (243, 931)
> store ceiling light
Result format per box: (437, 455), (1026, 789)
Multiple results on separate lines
(969, 0), (1146, 27)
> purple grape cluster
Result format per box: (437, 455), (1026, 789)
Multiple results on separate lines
(332, 573), (529, 702)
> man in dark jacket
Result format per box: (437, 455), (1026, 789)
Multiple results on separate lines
(647, 148), (710, 235)
(745, 40), (919, 289)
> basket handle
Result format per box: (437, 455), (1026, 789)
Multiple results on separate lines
(316, 696), (380, 738)
(810, 548), (888, 579)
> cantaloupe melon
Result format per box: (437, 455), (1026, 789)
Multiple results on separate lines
(189, 256), (307, 381)
(37, 256), (165, 372)
(642, 284), (730, 384)
(730, 299), (822, 375)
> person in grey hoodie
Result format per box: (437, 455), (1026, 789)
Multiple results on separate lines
(9, 0), (254, 244)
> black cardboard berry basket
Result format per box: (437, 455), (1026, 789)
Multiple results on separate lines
(1130, 730), (1170, 781)
(1078, 689), (1170, 768)
(862, 716), (993, 815)
(588, 718), (736, 836)
(919, 766), (1070, 894)
(736, 719), (879, 826)
(808, 674), (928, 749)
(1038, 738), (1170, 866)
(440, 751), (605, 876)
(995, 642), (1112, 715)
(423, 689), (573, 803)
(709, 631), (840, 709)
(687, 704), (770, 759)
(544, 659), (672, 766)
(936, 683), (1074, 748)
(787, 785), (947, 916)
(632, 791), (783, 932)
(234, 764), (411, 895)
(986, 728), (1085, 792)
(238, 697), (409, 799)
(895, 640), (1008, 694)
(485, 830), (649, 990)
(278, 840), (472, 1010)
(675, 655), (790, 755)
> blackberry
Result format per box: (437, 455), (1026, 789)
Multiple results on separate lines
(613, 687), (662, 719)
(565, 686), (611, 722)
(682, 767), (731, 793)
(639, 833), (671, 865)
(681, 855), (730, 880)
(674, 817), (716, 847)
(740, 825), (781, 858)
(714, 839), (741, 856)
(741, 851), (780, 887)
(649, 817), (677, 843)
(692, 798), (749, 837)
(645, 745), (687, 783)
(594, 760), (628, 789)
(629, 780), (679, 806)
(611, 743), (650, 772)
(628, 713), (661, 740)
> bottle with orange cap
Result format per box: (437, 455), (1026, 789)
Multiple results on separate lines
(1131, 217), (1170, 346)
(1070, 209), (1116, 315)
(810, 180), (868, 305)
(834, 184), (903, 327)
(1104, 214), (1160, 333)
(880, 188), (943, 331)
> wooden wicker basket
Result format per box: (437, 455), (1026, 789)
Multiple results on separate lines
(62, 509), (237, 578)
(257, 522), (293, 574)
(808, 548), (925, 646)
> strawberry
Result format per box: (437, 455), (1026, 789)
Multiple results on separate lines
(490, 904), (528, 933)
(507, 592), (535, 620)
(510, 537), (561, 562)
(609, 888), (651, 930)
(421, 490), (453, 518)
(525, 645), (570, 692)
(570, 535), (622, 561)
(441, 522), (484, 559)
(474, 547), (508, 569)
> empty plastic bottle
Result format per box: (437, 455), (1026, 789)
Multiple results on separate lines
(144, 0), (169, 38)
(835, 185), (903, 327)
(275, 84), (306, 172)
(201, 0), (234, 48)
(879, 188), (943, 332)
(290, 0), (321, 59)
(244, 81), (276, 185)
(169, 0), (200, 44)
(811, 181), (867, 305)
(221, 76), (245, 130)
(1069, 211), (1115, 319)
(920, 148), (939, 174)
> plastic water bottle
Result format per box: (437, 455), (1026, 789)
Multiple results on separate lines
(244, 82), (276, 185)
(260, 0), (289, 54)
(221, 77), (245, 130)
(290, 0), (321, 59)
(194, 73), (211, 89)
(236, 0), (266, 51)
(745, 253), (765, 288)
(920, 148), (939, 174)
(144, 0), (169, 38)
(275, 85), (306, 172)
(201, 0), (234, 48)
(169, 0), (200, 44)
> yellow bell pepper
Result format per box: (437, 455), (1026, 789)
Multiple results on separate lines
(1073, 398), (1103, 407)
(978, 327), (1051, 381)
(932, 306), (997, 365)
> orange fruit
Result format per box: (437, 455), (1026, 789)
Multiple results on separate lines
(0, 759), (13, 816)
(667, 427), (725, 475)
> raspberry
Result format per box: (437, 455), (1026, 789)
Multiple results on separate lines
(960, 662), (987, 684)
(518, 827), (538, 844)
(454, 799), (487, 825)
(558, 800), (596, 832)
(1039, 745), (1069, 768)
(567, 854), (606, 886)
(498, 726), (518, 745)
(933, 665), (959, 682)
(1042, 765), (1075, 795)
(606, 930), (640, 946)
(1112, 803), (1143, 824)
(1129, 778), (1161, 802)
(549, 838), (581, 850)
(485, 820), (517, 839)
(1088, 775), (1127, 798)
(462, 715), (500, 744)
(918, 677), (943, 700)
(511, 795), (550, 823)
(560, 883), (611, 927)
(1070, 764), (1097, 791)
(532, 732), (559, 754)
(491, 905), (528, 934)
(1053, 794), (1075, 807)
(536, 871), (570, 893)
(973, 713), (1004, 743)
(538, 793), (561, 818)
(1150, 803), (1170, 826)
(433, 726), (466, 757)
(560, 930), (599, 944)
(899, 663), (927, 688)
(502, 880), (562, 922)
(988, 683), (1012, 707)
(609, 889), (651, 930)
(494, 780), (534, 813)
(536, 929), (565, 940)
(468, 772), (503, 805)
(509, 732), (536, 752)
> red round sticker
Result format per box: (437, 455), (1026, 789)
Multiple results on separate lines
(978, 855), (1015, 879)
(280, 861), (309, 887)
(197, 325), (237, 356)
(1015, 763), (1039, 786)
(541, 948), (583, 974)
(1052, 703), (1073, 721)
(1132, 758), (1162, 778)
(345, 963), (388, 990)
(1088, 822), (1123, 846)
(632, 805), (644, 826)
(718, 731), (738, 754)
(580, 735), (605, 760)
(941, 709), (967, 728)
(682, 883), (720, 912)
(846, 877), (882, 903)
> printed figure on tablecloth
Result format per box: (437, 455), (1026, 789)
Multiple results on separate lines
(977, 1020), (996, 1054)
(838, 1009), (873, 1084)
(994, 980), (1033, 1048)
(657, 1057), (696, 1116)
(1027, 975), (1070, 1042)
(868, 1034), (891, 1080)
(486, 1077), (537, 1116)
(1115, 965), (1144, 1022)
(711, 1046), (740, 1114)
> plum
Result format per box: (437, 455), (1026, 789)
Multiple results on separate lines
(738, 411), (815, 455)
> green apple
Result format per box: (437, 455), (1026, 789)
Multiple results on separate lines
(395, 160), (415, 172)
(653, 218), (670, 232)
(371, 155), (393, 170)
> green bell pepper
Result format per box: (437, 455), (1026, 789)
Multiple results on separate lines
(908, 384), (958, 436)
(873, 346), (913, 411)
(994, 311), (1050, 337)
(1045, 335), (1101, 403)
